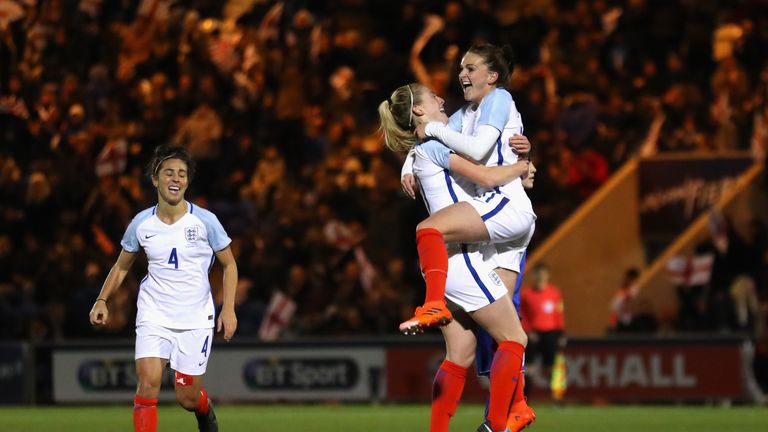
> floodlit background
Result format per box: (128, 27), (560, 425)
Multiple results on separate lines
(0, 0), (767, 428)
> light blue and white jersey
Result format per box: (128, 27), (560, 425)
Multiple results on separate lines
(452, 88), (533, 215)
(121, 201), (231, 330)
(413, 139), (474, 214)
(412, 140), (507, 310)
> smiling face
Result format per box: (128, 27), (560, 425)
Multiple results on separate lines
(152, 158), (188, 206)
(414, 87), (448, 124)
(458, 52), (497, 104)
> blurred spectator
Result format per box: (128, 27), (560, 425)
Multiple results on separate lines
(520, 263), (566, 400)
(1, 0), (767, 341)
(609, 268), (640, 333)
(727, 275), (761, 337)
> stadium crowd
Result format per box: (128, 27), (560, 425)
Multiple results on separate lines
(0, 0), (767, 345)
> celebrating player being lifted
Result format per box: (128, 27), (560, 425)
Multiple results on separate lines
(89, 145), (238, 432)
(391, 43), (537, 432)
(380, 80), (534, 432)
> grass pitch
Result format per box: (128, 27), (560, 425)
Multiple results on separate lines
(1, 404), (767, 432)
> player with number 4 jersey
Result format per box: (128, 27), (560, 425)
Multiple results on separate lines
(89, 145), (238, 432)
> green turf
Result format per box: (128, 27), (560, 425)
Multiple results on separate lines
(1, 404), (767, 432)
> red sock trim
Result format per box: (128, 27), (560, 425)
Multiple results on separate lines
(416, 227), (443, 241)
(195, 388), (210, 415)
(439, 360), (468, 378)
(133, 395), (158, 407)
(416, 228), (448, 304)
(498, 340), (525, 354)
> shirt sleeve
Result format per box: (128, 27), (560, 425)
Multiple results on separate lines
(120, 208), (153, 252)
(424, 122), (500, 161)
(419, 140), (453, 169)
(478, 88), (513, 132)
(198, 209), (232, 252)
(448, 109), (463, 131)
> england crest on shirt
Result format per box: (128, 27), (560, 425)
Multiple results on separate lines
(184, 226), (200, 243)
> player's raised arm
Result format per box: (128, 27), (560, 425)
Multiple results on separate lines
(89, 250), (137, 326)
(215, 245), (238, 341)
(416, 122), (501, 161)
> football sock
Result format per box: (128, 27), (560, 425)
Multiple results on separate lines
(133, 395), (158, 432)
(487, 341), (524, 431)
(510, 371), (527, 410)
(430, 360), (468, 432)
(195, 388), (210, 416)
(416, 228), (448, 304)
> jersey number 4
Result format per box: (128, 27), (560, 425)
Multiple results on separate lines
(201, 335), (209, 357)
(168, 248), (179, 269)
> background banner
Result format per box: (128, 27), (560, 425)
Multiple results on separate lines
(54, 347), (385, 402)
(638, 155), (752, 238)
(0, 343), (29, 404)
(52, 338), (743, 403)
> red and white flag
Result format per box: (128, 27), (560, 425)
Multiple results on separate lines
(666, 253), (714, 287)
(259, 291), (296, 341)
(95, 138), (127, 177)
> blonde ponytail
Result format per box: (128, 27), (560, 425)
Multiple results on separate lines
(378, 83), (424, 153)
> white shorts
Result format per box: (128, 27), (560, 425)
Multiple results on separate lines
(445, 243), (508, 312)
(467, 192), (536, 245)
(135, 324), (213, 375)
(484, 222), (535, 272)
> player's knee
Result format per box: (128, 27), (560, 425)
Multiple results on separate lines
(495, 328), (527, 347)
(136, 377), (162, 398)
(416, 219), (438, 232)
(446, 349), (475, 368)
(517, 331), (528, 347)
(176, 392), (198, 411)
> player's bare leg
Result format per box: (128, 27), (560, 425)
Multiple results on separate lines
(174, 372), (217, 432)
(134, 358), (166, 432)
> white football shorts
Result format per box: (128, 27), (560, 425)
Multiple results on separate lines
(466, 192), (535, 245)
(485, 222), (535, 272)
(445, 243), (508, 312)
(135, 323), (214, 375)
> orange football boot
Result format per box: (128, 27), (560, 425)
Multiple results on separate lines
(505, 401), (536, 432)
(398, 301), (453, 335)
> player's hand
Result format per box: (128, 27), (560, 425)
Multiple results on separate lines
(510, 134), (531, 155)
(89, 300), (109, 326)
(414, 123), (427, 140)
(401, 174), (417, 199)
(217, 308), (238, 341)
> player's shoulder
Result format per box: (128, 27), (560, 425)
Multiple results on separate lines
(491, 87), (513, 102)
(417, 139), (452, 166)
(187, 202), (223, 227)
(418, 139), (447, 152)
(130, 206), (156, 226)
(187, 201), (215, 218)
